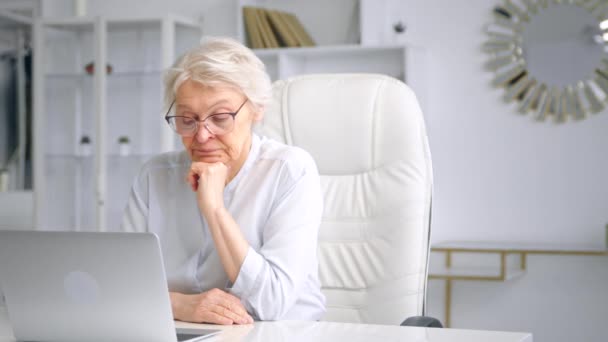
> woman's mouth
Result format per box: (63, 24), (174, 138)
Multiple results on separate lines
(191, 148), (223, 162)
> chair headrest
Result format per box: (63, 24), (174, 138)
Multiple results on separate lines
(258, 73), (428, 175)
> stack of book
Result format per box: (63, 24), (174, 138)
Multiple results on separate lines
(243, 6), (315, 49)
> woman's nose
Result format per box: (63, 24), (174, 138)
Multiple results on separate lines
(194, 123), (214, 142)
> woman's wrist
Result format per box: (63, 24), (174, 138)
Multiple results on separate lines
(169, 292), (183, 321)
(200, 204), (226, 224)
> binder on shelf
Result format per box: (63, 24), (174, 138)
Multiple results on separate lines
(242, 6), (315, 49)
(283, 13), (315, 47)
(243, 6), (264, 49)
(267, 10), (298, 47)
(255, 8), (279, 48)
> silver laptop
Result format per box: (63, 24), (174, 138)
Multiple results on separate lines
(0, 230), (220, 342)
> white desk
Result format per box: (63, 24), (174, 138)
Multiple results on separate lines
(0, 307), (532, 342)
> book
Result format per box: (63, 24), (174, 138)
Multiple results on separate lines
(255, 8), (279, 48)
(241, 6), (315, 49)
(243, 6), (264, 49)
(283, 12), (315, 47)
(266, 10), (299, 47)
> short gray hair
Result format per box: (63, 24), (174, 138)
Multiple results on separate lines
(164, 36), (272, 112)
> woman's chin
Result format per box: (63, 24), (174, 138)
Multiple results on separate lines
(191, 154), (225, 163)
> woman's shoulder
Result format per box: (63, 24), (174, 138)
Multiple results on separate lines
(257, 136), (318, 176)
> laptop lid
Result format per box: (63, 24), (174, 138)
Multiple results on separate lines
(0, 230), (214, 342)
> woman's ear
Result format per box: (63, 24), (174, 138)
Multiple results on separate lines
(252, 106), (264, 122)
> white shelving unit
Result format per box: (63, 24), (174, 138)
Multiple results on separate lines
(235, 0), (428, 109)
(33, 15), (201, 231)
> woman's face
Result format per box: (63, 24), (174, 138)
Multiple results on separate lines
(175, 80), (261, 173)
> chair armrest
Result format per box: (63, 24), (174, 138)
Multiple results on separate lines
(401, 316), (443, 328)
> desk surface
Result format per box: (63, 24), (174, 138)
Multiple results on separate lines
(0, 307), (532, 342)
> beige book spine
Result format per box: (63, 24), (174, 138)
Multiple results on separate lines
(243, 6), (264, 49)
(267, 10), (298, 47)
(256, 8), (279, 48)
(285, 13), (315, 46)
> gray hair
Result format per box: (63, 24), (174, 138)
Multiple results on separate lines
(164, 36), (272, 113)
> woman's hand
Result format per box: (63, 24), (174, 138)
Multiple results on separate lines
(170, 289), (254, 325)
(186, 161), (249, 285)
(187, 162), (229, 218)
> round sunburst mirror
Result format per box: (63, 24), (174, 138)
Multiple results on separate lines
(484, 0), (608, 122)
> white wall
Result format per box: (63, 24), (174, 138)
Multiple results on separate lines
(387, 0), (608, 245)
(389, 1), (608, 341)
(37, 1), (608, 341)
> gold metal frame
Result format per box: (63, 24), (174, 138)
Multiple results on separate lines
(429, 244), (608, 327)
(485, 0), (608, 122)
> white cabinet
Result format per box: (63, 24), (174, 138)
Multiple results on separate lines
(33, 16), (201, 231)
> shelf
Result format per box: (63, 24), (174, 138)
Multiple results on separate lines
(46, 70), (163, 79)
(253, 44), (407, 57)
(42, 17), (95, 29)
(45, 153), (155, 159)
(253, 44), (411, 82)
(429, 266), (526, 281)
(107, 15), (200, 30)
(432, 241), (608, 256)
(429, 240), (608, 328)
(237, 0), (359, 47)
(429, 240), (608, 283)
(41, 15), (201, 30)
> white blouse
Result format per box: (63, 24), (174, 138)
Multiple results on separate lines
(121, 134), (326, 321)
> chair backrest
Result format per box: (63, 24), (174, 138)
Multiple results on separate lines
(256, 73), (433, 325)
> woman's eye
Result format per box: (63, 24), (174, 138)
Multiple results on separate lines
(180, 117), (196, 125)
(209, 114), (231, 124)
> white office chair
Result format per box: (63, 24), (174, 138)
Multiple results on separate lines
(256, 73), (435, 325)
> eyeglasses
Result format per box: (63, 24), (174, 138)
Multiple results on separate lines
(164, 99), (248, 137)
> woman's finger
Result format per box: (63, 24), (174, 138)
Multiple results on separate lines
(198, 310), (233, 325)
(221, 293), (249, 318)
(186, 169), (200, 191)
(207, 290), (251, 324)
(210, 303), (248, 325)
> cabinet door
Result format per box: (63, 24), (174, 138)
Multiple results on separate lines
(36, 20), (98, 231)
(105, 20), (164, 231)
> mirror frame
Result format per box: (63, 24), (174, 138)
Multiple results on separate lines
(484, 0), (608, 122)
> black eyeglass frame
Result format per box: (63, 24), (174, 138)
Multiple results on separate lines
(164, 98), (249, 136)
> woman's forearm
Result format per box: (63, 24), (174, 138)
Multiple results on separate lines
(205, 206), (249, 283)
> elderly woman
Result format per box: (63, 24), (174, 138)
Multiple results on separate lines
(121, 37), (325, 325)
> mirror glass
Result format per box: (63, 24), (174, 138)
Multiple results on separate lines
(522, 4), (603, 87)
(484, 0), (608, 122)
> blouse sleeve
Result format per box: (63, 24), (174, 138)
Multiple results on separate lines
(228, 151), (323, 320)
